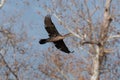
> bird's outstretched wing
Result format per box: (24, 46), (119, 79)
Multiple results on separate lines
(44, 15), (71, 53)
(44, 15), (60, 37)
(54, 40), (70, 53)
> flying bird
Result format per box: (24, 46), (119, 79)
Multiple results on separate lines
(39, 15), (72, 53)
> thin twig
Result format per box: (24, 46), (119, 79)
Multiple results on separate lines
(0, 52), (19, 80)
(108, 34), (120, 40)
(53, 14), (84, 39)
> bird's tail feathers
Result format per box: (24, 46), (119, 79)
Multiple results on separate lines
(39, 39), (47, 44)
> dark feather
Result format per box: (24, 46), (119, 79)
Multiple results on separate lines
(54, 40), (70, 53)
(39, 39), (47, 44)
(44, 15), (60, 37)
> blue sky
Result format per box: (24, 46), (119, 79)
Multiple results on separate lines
(0, 0), (120, 80)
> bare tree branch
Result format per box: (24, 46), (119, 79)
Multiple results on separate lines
(84, 0), (93, 40)
(0, 0), (5, 8)
(81, 40), (100, 45)
(91, 45), (100, 80)
(53, 14), (84, 40)
(0, 48), (19, 80)
(108, 34), (120, 40)
(100, 0), (112, 43)
(91, 0), (112, 80)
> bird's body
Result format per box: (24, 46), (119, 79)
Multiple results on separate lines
(40, 35), (64, 44)
(39, 15), (72, 53)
